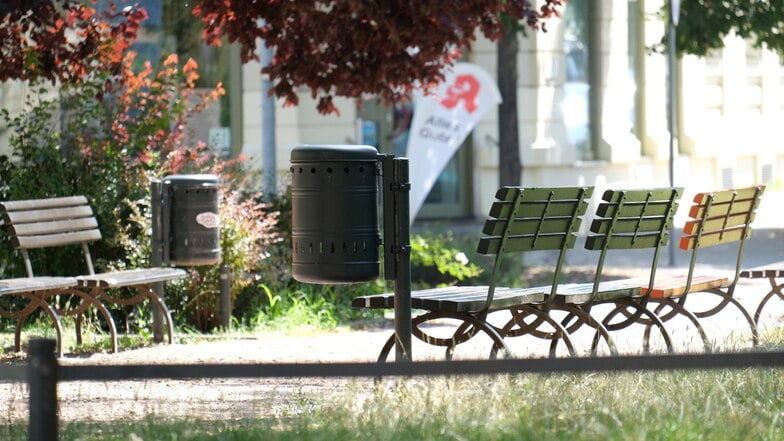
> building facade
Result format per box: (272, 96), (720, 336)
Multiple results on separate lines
(2, 0), (782, 224)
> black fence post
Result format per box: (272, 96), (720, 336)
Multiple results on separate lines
(28, 338), (58, 441)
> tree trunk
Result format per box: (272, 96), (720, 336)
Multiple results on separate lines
(497, 25), (521, 187)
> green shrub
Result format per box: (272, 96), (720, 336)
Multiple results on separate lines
(409, 231), (483, 287)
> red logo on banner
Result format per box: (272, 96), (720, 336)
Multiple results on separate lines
(440, 74), (480, 113)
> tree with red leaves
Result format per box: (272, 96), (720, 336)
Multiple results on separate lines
(2, 1), (563, 114)
(194, 1), (564, 115)
(0, 0), (146, 84)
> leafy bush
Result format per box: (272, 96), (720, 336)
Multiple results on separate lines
(409, 231), (483, 287)
(178, 188), (281, 332)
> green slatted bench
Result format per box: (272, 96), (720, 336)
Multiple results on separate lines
(516, 187), (684, 356)
(0, 196), (187, 353)
(352, 186), (595, 361)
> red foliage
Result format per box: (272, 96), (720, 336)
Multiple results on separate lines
(193, 1), (564, 115)
(0, 0), (146, 84)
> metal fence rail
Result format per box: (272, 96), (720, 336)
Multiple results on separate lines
(3, 339), (784, 441)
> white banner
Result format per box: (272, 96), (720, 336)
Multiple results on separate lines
(406, 62), (501, 224)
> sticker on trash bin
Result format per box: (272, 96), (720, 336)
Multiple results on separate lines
(195, 212), (220, 229)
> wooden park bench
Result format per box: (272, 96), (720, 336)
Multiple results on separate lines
(0, 275), (113, 357)
(525, 187), (684, 355)
(640, 185), (766, 350)
(739, 261), (784, 327)
(0, 196), (187, 353)
(353, 186), (604, 360)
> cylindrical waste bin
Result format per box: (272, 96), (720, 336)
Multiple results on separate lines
(290, 145), (380, 283)
(162, 174), (221, 266)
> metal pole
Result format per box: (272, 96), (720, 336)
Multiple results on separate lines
(150, 180), (165, 341)
(667, 1), (680, 267)
(28, 339), (58, 441)
(219, 264), (232, 330)
(392, 158), (412, 362)
(261, 42), (277, 200)
(380, 154), (412, 361)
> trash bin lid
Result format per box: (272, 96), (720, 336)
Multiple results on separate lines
(163, 174), (219, 186)
(291, 145), (378, 163)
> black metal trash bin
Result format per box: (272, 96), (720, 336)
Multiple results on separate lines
(290, 145), (380, 283)
(162, 174), (221, 266)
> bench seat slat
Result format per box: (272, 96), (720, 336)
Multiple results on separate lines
(352, 286), (547, 313)
(0, 276), (78, 294)
(552, 280), (643, 303)
(740, 262), (784, 279)
(640, 274), (729, 299)
(77, 268), (187, 288)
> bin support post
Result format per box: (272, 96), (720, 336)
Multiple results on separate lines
(28, 339), (58, 441)
(150, 180), (165, 342)
(219, 264), (232, 330)
(382, 155), (412, 362)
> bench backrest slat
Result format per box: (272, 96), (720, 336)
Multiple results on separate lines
(482, 216), (581, 236)
(0, 195), (88, 211)
(9, 218), (99, 237)
(3, 206), (94, 225)
(1, 196), (102, 251)
(13, 230), (104, 250)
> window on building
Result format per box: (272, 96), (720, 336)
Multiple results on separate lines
(561, 0), (591, 159)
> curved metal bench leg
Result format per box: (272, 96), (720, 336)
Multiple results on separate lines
(92, 284), (175, 345)
(113, 285), (175, 344)
(499, 306), (576, 357)
(377, 333), (397, 363)
(600, 300), (674, 354)
(377, 311), (509, 362)
(646, 299), (711, 353)
(143, 286), (174, 344)
(555, 305), (617, 356)
(686, 290), (758, 347)
(754, 281), (784, 326)
(754, 291), (777, 325)
(70, 288), (118, 353)
(428, 312), (509, 360)
(705, 290), (758, 347)
(15, 293), (64, 357)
